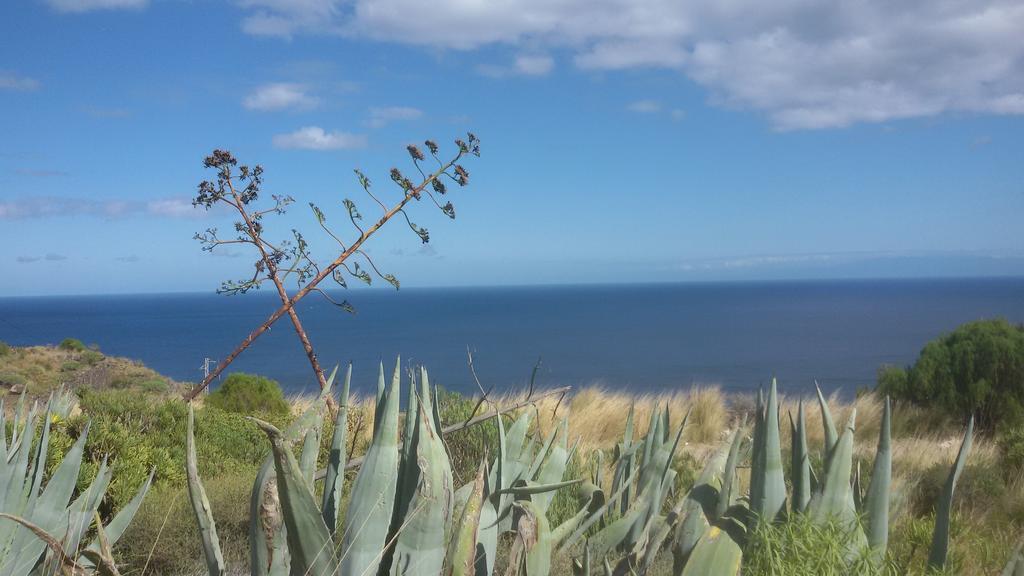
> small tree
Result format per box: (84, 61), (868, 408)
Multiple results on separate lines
(205, 372), (290, 418)
(188, 134), (480, 400)
(59, 337), (87, 352)
(878, 318), (1024, 430)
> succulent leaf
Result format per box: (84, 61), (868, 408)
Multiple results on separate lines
(251, 418), (338, 576)
(339, 357), (402, 576)
(928, 416), (974, 571)
(322, 363), (352, 535)
(186, 405), (226, 576)
(865, 397), (892, 557)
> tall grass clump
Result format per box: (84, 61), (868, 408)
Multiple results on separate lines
(742, 515), (899, 576)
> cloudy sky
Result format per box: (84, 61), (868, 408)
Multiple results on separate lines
(1, 0), (1023, 296)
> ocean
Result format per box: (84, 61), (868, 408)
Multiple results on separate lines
(1, 278), (1022, 398)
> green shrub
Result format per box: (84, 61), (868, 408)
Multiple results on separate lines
(999, 427), (1024, 478)
(743, 514), (897, 575)
(44, 389), (287, 510)
(0, 370), (27, 388)
(139, 378), (169, 393)
(206, 372), (290, 418)
(434, 386), (498, 485)
(877, 319), (1024, 430)
(81, 349), (104, 366)
(877, 365), (909, 398)
(911, 461), (1005, 519)
(59, 337), (87, 352)
(0, 340), (10, 357)
(60, 361), (81, 372)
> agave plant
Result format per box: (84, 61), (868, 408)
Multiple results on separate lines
(552, 380), (978, 575)
(187, 365), (996, 576)
(0, 389), (154, 576)
(662, 379), (975, 575)
(186, 358), (597, 576)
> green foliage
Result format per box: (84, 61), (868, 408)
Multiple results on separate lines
(911, 462), (1003, 518)
(876, 366), (908, 398)
(110, 375), (134, 389)
(548, 452), (586, 528)
(0, 392), (153, 576)
(206, 372), (290, 418)
(139, 377), (169, 393)
(81, 349), (104, 366)
(61, 361), (81, 372)
(436, 385), (498, 485)
(59, 337), (87, 352)
(119, 470), (256, 575)
(0, 369), (27, 388)
(877, 319), (1024, 430)
(742, 516), (898, 576)
(46, 389), (282, 508)
(0, 340), (10, 357)
(999, 426), (1024, 477)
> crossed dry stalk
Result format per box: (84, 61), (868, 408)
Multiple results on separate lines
(187, 134), (480, 403)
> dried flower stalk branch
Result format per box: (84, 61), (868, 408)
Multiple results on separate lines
(187, 134), (480, 401)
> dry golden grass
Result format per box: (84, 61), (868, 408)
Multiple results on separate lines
(287, 383), (983, 485)
(287, 391), (377, 449)
(499, 385), (730, 451)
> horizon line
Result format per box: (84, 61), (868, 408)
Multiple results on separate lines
(3, 273), (1024, 300)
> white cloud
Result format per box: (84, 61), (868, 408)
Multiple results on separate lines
(238, 0), (342, 37)
(272, 126), (367, 150)
(0, 196), (205, 220)
(627, 99), (661, 113)
(47, 0), (146, 12)
(235, 0), (1024, 129)
(627, 100), (687, 122)
(514, 54), (554, 76)
(16, 254), (68, 264)
(366, 106), (423, 128)
(479, 54), (555, 77)
(0, 73), (41, 92)
(146, 198), (197, 217)
(243, 83), (319, 111)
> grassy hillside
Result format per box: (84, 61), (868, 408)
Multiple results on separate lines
(0, 339), (188, 399)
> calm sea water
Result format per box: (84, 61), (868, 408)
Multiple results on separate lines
(1, 278), (1022, 397)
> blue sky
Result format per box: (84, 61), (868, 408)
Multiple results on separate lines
(2, 0), (1023, 296)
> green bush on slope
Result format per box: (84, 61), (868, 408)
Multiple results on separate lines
(878, 318), (1024, 430)
(205, 372), (291, 418)
(40, 388), (287, 509)
(59, 337), (88, 352)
